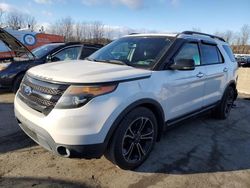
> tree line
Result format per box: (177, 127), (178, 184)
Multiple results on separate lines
(0, 8), (250, 52)
(213, 25), (250, 54)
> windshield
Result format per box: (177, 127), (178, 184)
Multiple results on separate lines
(88, 36), (174, 69)
(32, 43), (62, 59)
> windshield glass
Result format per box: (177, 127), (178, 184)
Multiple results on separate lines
(32, 43), (62, 58)
(88, 36), (174, 69)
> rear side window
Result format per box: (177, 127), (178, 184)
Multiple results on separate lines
(223, 45), (236, 62)
(80, 47), (98, 59)
(201, 44), (223, 65)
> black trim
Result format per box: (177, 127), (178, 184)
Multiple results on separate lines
(25, 74), (68, 90)
(201, 39), (217, 45)
(181, 31), (225, 42)
(60, 144), (105, 159)
(165, 102), (219, 127)
(153, 38), (186, 70)
(153, 31), (228, 71)
(27, 73), (151, 86)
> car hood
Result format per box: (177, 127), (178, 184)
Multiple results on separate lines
(0, 28), (35, 58)
(27, 60), (152, 83)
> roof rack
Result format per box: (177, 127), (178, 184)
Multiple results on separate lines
(180, 31), (225, 42)
(129, 33), (140, 35)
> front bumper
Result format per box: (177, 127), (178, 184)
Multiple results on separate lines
(15, 107), (105, 159)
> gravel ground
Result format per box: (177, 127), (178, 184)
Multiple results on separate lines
(1, 92), (250, 188)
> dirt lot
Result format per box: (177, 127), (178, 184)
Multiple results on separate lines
(1, 92), (250, 188)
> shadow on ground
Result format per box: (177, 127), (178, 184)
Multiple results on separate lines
(0, 131), (36, 154)
(0, 177), (94, 188)
(0, 100), (36, 153)
(136, 98), (250, 175)
(0, 89), (12, 94)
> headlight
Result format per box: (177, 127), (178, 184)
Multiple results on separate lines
(55, 84), (117, 109)
(0, 62), (11, 71)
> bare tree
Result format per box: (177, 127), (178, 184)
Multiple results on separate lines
(25, 15), (37, 31)
(91, 21), (104, 43)
(63, 17), (74, 41)
(0, 8), (5, 27)
(75, 22), (83, 41)
(232, 33), (242, 53)
(51, 17), (74, 41)
(240, 24), (250, 45)
(6, 12), (25, 30)
(104, 25), (114, 39)
(224, 30), (233, 44)
(237, 25), (250, 53)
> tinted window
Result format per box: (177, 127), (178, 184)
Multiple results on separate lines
(223, 45), (236, 62)
(80, 47), (98, 59)
(201, 44), (223, 64)
(89, 36), (173, 68)
(32, 44), (62, 59)
(52, 46), (81, 61)
(174, 43), (201, 66)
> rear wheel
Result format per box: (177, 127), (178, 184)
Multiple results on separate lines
(105, 107), (157, 170)
(13, 74), (24, 93)
(213, 86), (235, 119)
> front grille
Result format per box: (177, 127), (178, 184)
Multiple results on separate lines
(18, 75), (68, 115)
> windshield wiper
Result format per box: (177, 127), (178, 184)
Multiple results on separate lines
(96, 59), (128, 66)
(85, 58), (129, 66)
(104, 60), (127, 65)
(85, 57), (97, 62)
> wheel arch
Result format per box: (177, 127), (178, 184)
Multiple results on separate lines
(104, 98), (165, 149)
(225, 80), (238, 100)
(12, 71), (26, 92)
(12, 71), (26, 86)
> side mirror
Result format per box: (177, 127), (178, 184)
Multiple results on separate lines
(170, 59), (195, 71)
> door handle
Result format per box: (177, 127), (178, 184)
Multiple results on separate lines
(223, 67), (228, 72)
(196, 72), (204, 78)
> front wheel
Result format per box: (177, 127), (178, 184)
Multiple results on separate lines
(105, 107), (158, 170)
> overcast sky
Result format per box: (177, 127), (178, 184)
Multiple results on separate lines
(0, 0), (250, 33)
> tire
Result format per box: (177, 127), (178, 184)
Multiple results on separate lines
(212, 86), (235, 120)
(13, 74), (24, 93)
(105, 107), (158, 170)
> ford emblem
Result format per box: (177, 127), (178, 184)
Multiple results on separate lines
(24, 86), (32, 96)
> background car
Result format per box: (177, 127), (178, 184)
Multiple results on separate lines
(236, 56), (250, 67)
(241, 58), (250, 67)
(0, 29), (103, 92)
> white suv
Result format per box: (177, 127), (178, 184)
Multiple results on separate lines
(14, 31), (238, 170)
